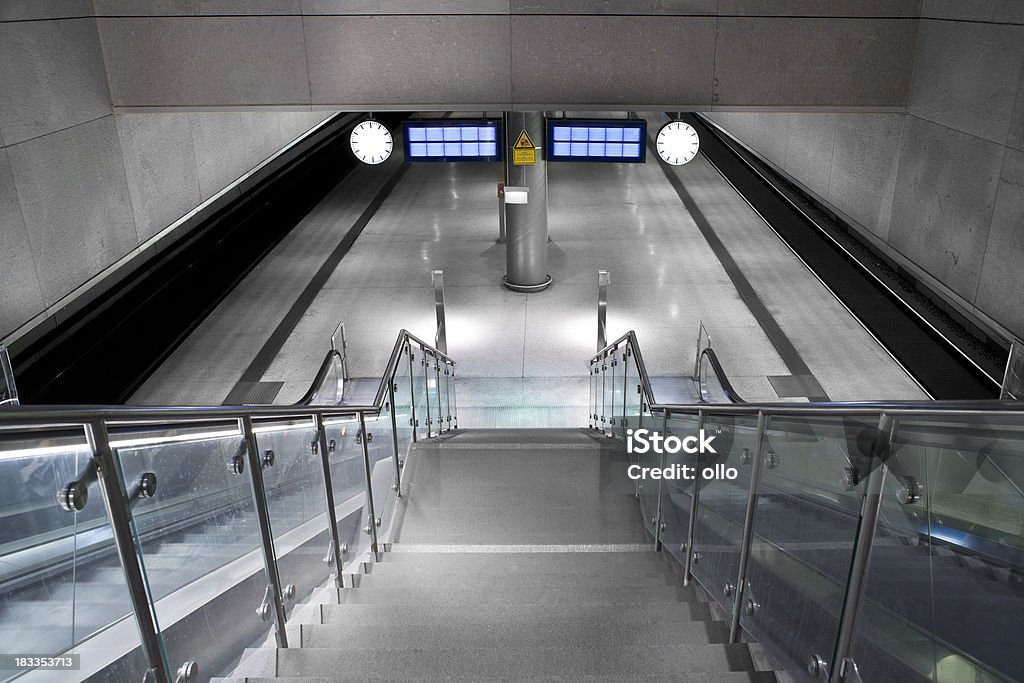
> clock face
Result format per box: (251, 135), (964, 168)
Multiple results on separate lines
(350, 120), (393, 165)
(656, 121), (700, 166)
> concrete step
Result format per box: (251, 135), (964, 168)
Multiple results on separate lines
(358, 571), (675, 590)
(334, 583), (692, 606)
(298, 617), (730, 649)
(316, 601), (716, 627)
(272, 643), (762, 678)
(214, 673), (778, 683)
(377, 551), (669, 574)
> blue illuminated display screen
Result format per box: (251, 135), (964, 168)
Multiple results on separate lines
(546, 119), (647, 163)
(403, 120), (502, 162)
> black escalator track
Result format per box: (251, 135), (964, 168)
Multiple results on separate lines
(684, 113), (1000, 400)
(11, 112), (409, 406)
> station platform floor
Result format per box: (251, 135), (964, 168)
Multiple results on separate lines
(129, 113), (927, 422)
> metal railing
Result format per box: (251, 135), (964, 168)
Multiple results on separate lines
(0, 329), (456, 683)
(589, 329), (1024, 683)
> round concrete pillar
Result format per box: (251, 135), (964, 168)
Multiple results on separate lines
(503, 111), (552, 292)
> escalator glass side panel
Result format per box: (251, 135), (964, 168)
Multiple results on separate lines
(0, 433), (142, 681)
(116, 431), (259, 679)
(690, 414), (759, 616)
(253, 421), (331, 612)
(662, 413), (700, 566)
(855, 415), (1024, 683)
(307, 354), (343, 406)
(740, 415), (874, 682)
(699, 352), (729, 404)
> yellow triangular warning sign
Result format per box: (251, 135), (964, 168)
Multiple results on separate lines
(513, 130), (535, 149)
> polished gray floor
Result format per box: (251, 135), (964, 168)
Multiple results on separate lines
(396, 429), (646, 546)
(133, 112), (927, 415)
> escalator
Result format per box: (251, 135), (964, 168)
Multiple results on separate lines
(592, 329), (1024, 682)
(0, 329), (450, 682)
(1, 324), (1022, 682)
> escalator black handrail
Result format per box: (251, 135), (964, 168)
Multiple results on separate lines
(590, 329), (1024, 417)
(698, 347), (745, 404)
(0, 330), (455, 425)
(295, 348), (344, 406)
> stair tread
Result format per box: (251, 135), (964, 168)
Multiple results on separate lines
(359, 572), (674, 589)
(299, 618), (729, 648)
(316, 601), (715, 625)
(275, 643), (760, 677)
(215, 673), (777, 683)
(334, 584), (691, 605)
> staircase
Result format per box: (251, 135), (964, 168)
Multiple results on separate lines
(217, 428), (778, 682)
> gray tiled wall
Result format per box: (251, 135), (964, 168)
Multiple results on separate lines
(0, 12), (332, 343)
(709, 6), (1024, 341)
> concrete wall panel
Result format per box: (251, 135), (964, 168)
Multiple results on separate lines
(7, 116), (137, 306)
(888, 117), (1004, 302)
(719, 0), (919, 17)
(0, 149), (46, 337)
(188, 113), (247, 200)
(1007, 70), (1024, 152)
(827, 114), (904, 242)
(784, 114), (836, 199)
(511, 16), (715, 106)
(714, 18), (917, 107)
(0, 18), (112, 144)
(116, 113), (202, 242)
(908, 19), (1024, 144)
(510, 1), (717, 14)
(94, 1), (303, 16)
(98, 17), (310, 107)
(749, 113), (790, 165)
(302, 0), (509, 14)
(240, 112), (286, 170)
(0, 1), (93, 22)
(975, 148), (1024, 338)
(306, 15), (511, 106)
(922, 0), (1024, 23)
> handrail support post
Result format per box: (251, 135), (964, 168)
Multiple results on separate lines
(432, 270), (447, 355)
(729, 410), (768, 643)
(682, 409), (706, 586)
(827, 414), (894, 682)
(358, 412), (381, 558)
(597, 270), (610, 352)
(314, 413), (346, 588)
(242, 415), (289, 648)
(88, 419), (172, 683)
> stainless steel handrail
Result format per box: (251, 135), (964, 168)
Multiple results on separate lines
(0, 327), (457, 683)
(592, 329), (1023, 683)
(0, 330), (455, 427)
(590, 329), (1024, 418)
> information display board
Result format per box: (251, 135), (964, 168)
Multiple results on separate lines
(546, 119), (647, 163)
(403, 119), (503, 162)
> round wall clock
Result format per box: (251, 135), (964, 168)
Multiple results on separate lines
(350, 119), (393, 165)
(656, 121), (700, 166)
